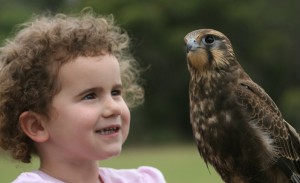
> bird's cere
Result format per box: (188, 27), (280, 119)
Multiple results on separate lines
(186, 38), (199, 53)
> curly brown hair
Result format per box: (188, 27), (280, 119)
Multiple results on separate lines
(0, 10), (144, 163)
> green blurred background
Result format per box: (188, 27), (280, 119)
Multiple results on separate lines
(0, 0), (300, 182)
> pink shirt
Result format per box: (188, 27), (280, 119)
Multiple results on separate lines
(12, 166), (166, 183)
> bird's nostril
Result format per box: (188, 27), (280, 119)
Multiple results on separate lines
(186, 45), (192, 53)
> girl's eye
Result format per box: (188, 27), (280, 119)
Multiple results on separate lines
(83, 93), (96, 100)
(111, 89), (121, 96)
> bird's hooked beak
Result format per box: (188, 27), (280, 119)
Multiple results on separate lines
(185, 38), (199, 53)
(185, 35), (208, 71)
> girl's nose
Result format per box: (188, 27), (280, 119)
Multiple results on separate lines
(102, 97), (122, 117)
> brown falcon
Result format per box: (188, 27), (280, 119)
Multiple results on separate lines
(184, 29), (300, 183)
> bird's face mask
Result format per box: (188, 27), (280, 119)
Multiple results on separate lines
(184, 29), (234, 74)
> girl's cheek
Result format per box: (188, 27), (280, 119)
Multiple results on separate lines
(123, 105), (130, 124)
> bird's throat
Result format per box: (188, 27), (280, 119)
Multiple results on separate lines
(187, 49), (209, 71)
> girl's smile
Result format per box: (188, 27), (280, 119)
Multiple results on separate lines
(95, 124), (121, 135)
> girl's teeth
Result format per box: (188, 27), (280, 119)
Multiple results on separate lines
(97, 127), (119, 135)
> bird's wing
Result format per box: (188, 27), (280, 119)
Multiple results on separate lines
(235, 79), (300, 179)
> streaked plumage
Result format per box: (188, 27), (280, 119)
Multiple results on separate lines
(184, 29), (300, 183)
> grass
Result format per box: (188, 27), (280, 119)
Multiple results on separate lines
(0, 144), (223, 183)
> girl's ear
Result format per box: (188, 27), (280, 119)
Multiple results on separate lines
(19, 111), (49, 143)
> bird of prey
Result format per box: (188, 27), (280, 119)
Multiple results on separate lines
(184, 29), (300, 183)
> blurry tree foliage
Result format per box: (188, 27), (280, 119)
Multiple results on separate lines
(0, 0), (299, 144)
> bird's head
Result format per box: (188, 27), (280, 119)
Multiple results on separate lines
(184, 29), (236, 74)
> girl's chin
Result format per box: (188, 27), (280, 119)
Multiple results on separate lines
(98, 148), (122, 160)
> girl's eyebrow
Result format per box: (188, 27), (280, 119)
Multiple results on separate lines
(113, 83), (123, 89)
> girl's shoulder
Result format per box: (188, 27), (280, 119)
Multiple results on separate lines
(100, 166), (166, 183)
(12, 171), (64, 183)
(12, 166), (166, 183)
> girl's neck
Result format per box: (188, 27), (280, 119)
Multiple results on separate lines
(39, 159), (101, 183)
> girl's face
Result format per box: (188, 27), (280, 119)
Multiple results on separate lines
(43, 54), (130, 162)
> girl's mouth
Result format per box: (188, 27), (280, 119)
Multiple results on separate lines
(96, 126), (120, 135)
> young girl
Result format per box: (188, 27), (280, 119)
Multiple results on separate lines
(0, 11), (166, 183)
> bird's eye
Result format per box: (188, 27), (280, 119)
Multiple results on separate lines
(202, 35), (215, 45)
